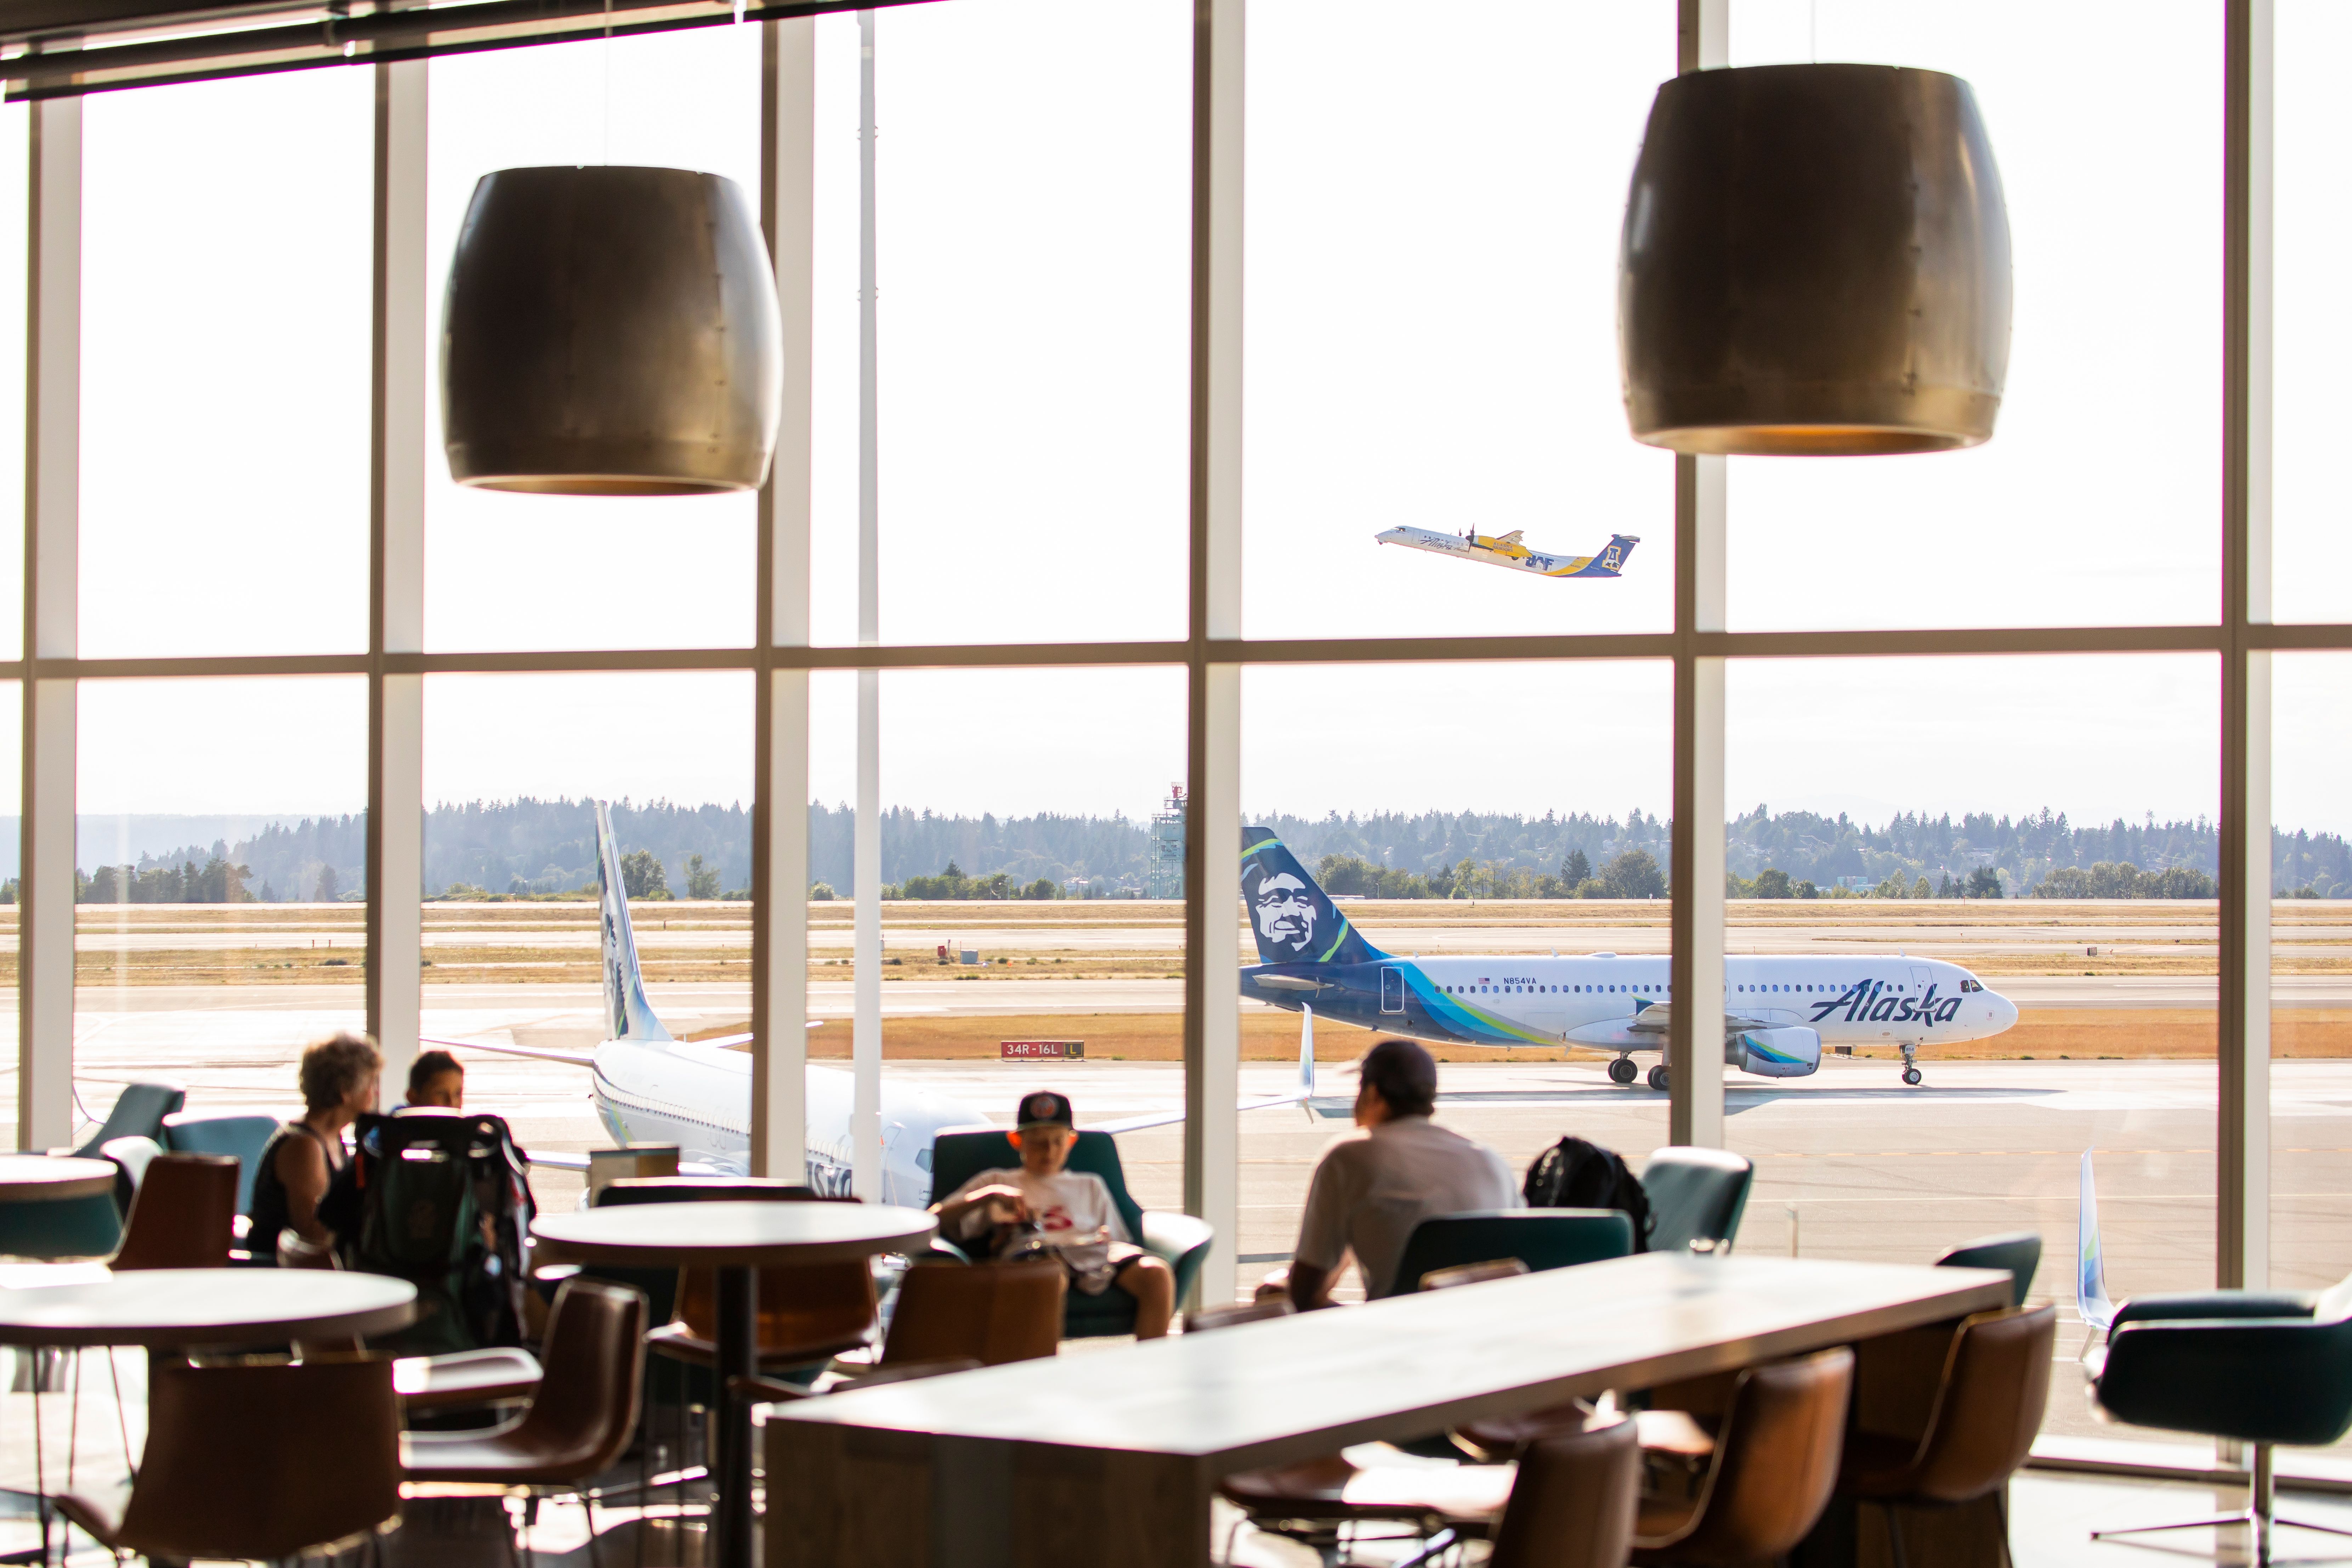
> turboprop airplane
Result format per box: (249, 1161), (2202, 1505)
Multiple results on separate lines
(1375, 525), (1638, 580)
(1237, 828), (2019, 1089)
(427, 802), (1315, 1204)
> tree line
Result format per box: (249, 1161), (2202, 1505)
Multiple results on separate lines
(9, 800), (2344, 903)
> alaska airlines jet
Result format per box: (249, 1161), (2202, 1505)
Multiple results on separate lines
(1237, 829), (2018, 1088)
(430, 803), (1313, 1202)
(1375, 526), (1638, 580)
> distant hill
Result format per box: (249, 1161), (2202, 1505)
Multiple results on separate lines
(8, 800), (2348, 902)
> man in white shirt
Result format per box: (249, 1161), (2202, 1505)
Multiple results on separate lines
(930, 1091), (1175, 1338)
(1279, 1038), (1521, 1306)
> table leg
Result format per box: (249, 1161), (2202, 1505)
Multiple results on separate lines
(713, 1265), (758, 1568)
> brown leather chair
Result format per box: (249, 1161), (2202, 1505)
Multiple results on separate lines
(879, 1259), (1065, 1368)
(653, 1251), (880, 1370)
(1483, 1419), (1642, 1568)
(403, 1277), (648, 1486)
(1216, 1255), (1530, 1559)
(1632, 1347), (1853, 1567)
(1837, 1306), (2055, 1568)
(108, 1153), (237, 1270)
(56, 1357), (401, 1560)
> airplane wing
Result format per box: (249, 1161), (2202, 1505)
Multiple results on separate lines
(1495, 530), (1525, 546)
(523, 1150), (591, 1172)
(1086, 1001), (1325, 1135)
(425, 1035), (601, 1069)
(428, 1019), (817, 1070)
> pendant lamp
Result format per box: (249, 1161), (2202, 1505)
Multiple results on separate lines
(442, 166), (783, 494)
(1619, 64), (2011, 457)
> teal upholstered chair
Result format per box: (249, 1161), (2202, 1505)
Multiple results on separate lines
(1639, 1146), (1753, 1253)
(73, 1082), (186, 1159)
(0, 1190), (122, 1259)
(1387, 1210), (1633, 1298)
(1934, 1231), (2041, 1308)
(2087, 1270), (2352, 1559)
(159, 1113), (280, 1215)
(928, 1127), (1213, 1339)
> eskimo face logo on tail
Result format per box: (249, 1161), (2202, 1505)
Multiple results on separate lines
(1249, 871), (1319, 958)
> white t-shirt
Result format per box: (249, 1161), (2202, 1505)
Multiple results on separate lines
(941, 1166), (1133, 1274)
(1293, 1116), (1522, 1299)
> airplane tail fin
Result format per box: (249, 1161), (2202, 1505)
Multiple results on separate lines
(2078, 1148), (2115, 1334)
(1240, 828), (1389, 967)
(595, 800), (674, 1047)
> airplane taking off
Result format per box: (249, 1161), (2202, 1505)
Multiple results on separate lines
(1375, 525), (1638, 580)
(1236, 828), (2019, 1088)
(430, 802), (1314, 1202)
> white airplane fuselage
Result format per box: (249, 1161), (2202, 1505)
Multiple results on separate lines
(1325, 952), (2019, 1052)
(587, 1039), (979, 1206)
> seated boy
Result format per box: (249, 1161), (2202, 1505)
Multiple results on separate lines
(930, 1091), (1174, 1338)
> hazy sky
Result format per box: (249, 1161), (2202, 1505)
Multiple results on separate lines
(10, 0), (2350, 832)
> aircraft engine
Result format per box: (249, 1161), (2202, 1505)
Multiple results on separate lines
(1723, 1026), (1821, 1078)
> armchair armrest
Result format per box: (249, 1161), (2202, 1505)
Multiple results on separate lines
(2097, 1318), (2352, 1448)
(1142, 1210), (1216, 1310)
(2113, 1291), (2316, 1329)
(1141, 1210), (1214, 1264)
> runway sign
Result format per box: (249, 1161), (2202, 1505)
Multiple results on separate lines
(1001, 1040), (1085, 1061)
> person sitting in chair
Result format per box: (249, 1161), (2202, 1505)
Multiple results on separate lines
(1265, 1037), (1520, 1308)
(930, 1092), (1174, 1339)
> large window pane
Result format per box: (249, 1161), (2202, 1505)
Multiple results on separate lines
(0, 103), (25, 657)
(1725, 2), (2220, 630)
(2276, 0), (2352, 624)
(425, 29), (762, 652)
(422, 670), (753, 1209)
(1237, 660), (1673, 1302)
(809, 666), (1188, 1203)
(1241, 0), (1676, 641)
(2271, 652), (2352, 1460)
(73, 678), (368, 1150)
(813, 1), (1191, 648)
(1725, 653), (2218, 1453)
(0, 683), (20, 1145)
(81, 74), (372, 658)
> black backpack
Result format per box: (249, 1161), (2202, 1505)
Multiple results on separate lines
(1523, 1136), (1651, 1252)
(326, 1111), (537, 1354)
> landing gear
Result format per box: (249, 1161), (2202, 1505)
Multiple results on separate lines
(1899, 1042), (1923, 1087)
(1647, 1064), (1671, 1092)
(1608, 1057), (1638, 1086)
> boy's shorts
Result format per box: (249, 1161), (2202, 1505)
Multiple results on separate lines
(1065, 1240), (1149, 1296)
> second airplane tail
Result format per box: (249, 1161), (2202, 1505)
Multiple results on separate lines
(595, 800), (674, 1047)
(1241, 828), (1390, 967)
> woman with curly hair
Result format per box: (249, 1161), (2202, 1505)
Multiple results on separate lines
(246, 1031), (381, 1258)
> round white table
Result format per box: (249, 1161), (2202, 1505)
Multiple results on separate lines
(533, 1201), (936, 1568)
(0, 1158), (116, 1204)
(0, 1268), (418, 1348)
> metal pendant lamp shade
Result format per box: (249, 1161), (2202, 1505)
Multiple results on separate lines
(441, 166), (783, 495)
(1619, 64), (2012, 457)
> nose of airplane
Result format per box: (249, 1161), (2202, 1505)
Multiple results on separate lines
(1991, 990), (2020, 1031)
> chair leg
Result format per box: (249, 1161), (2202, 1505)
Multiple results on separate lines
(1881, 1500), (1909, 1568)
(2084, 1441), (2352, 1566)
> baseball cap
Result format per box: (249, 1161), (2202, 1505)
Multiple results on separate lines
(1015, 1091), (1075, 1130)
